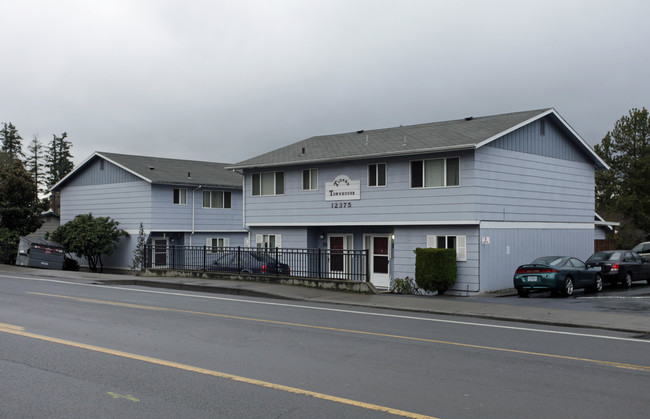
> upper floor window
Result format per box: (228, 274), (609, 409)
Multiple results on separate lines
(252, 171), (284, 196)
(203, 190), (232, 209)
(368, 163), (386, 187)
(173, 188), (187, 205)
(410, 157), (459, 188)
(302, 168), (318, 190)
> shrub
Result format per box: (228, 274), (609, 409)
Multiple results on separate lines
(63, 257), (80, 271)
(390, 276), (421, 295)
(413, 248), (457, 294)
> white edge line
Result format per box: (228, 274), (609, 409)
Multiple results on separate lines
(2, 274), (649, 344)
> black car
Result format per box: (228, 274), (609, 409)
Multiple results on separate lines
(586, 250), (650, 287)
(211, 250), (290, 275)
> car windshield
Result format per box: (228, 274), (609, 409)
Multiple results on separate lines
(531, 257), (564, 266)
(631, 243), (644, 253)
(588, 252), (621, 262)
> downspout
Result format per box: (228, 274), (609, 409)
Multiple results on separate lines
(190, 185), (201, 246)
(231, 169), (248, 246)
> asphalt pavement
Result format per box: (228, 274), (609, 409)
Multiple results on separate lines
(2, 263), (649, 334)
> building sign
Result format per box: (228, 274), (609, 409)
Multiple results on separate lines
(325, 175), (360, 201)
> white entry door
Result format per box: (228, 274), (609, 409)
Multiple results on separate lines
(366, 235), (391, 289)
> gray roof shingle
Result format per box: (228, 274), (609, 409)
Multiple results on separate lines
(228, 108), (604, 169)
(53, 152), (242, 190)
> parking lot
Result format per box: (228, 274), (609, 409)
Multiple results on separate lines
(481, 283), (650, 316)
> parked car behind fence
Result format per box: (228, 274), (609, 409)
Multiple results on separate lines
(143, 245), (369, 282)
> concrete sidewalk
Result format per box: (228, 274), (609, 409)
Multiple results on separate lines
(2, 264), (650, 334)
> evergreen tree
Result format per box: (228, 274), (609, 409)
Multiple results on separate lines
(594, 107), (650, 240)
(45, 132), (74, 188)
(25, 134), (46, 194)
(45, 132), (74, 213)
(0, 153), (47, 237)
(130, 222), (146, 270)
(0, 122), (25, 161)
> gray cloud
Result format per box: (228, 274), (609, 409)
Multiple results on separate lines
(2, 0), (648, 165)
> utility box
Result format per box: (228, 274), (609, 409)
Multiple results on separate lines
(16, 237), (65, 270)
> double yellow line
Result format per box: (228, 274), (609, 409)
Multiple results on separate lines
(3, 292), (649, 418)
(1, 293), (439, 419)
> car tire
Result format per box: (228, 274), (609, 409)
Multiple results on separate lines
(595, 274), (603, 292)
(562, 277), (574, 297)
(623, 272), (633, 288)
(516, 288), (529, 297)
(589, 274), (603, 293)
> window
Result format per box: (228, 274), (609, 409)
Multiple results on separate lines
(302, 168), (318, 190)
(368, 163), (386, 187)
(252, 171), (284, 196)
(540, 119), (546, 136)
(203, 190), (232, 208)
(173, 188), (187, 205)
(256, 234), (282, 249)
(427, 235), (467, 262)
(411, 157), (459, 188)
(207, 237), (229, 253)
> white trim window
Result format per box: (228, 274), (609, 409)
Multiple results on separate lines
(368, 163), (386, 187)
(206, 237), (229, 253)
(302, 168), (318, 191)
(411, 157), (459, 188)
(203, 190), (232, 209)
(426, 235), (467, 262)
(173, 188), (187, 205)
(256, 234), (282, 249)
(252, 172), (284, 196)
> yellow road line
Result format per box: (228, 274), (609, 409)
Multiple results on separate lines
(28, 292), (650, 373)
(0, 323), (436, 419)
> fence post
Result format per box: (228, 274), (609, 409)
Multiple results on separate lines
(317, 248), (322, 279)
(237, 246), (241, 272)
(365, 249), (370, 282)
(203, 245), (207, 271)
(275, 246), (279, 276)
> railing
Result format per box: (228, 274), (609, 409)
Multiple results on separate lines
(143, 245), (370, 282)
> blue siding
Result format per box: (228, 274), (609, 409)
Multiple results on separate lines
(473, 146), (595, 223)
(244, 150), (476, 225)
(60, 181), (152, 230)
(487, 117), (592, 163)
(182, 232), (248, 247)
(67, 158), (140, 186)
(150, 185), (244, 232)
(393, 225), (479, 294)
(478, 225), (594, 291)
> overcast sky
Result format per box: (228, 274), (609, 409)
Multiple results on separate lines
(2, 0), (649, 166)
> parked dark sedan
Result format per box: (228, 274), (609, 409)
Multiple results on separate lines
(211, 250), (290, 275)
(513, 256), (603, 297)
(586, 250), (650, 287)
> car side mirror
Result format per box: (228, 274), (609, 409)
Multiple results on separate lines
(643, 257), (649, 263)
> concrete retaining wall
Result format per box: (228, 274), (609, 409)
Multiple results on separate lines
(139, 269), (378, 294)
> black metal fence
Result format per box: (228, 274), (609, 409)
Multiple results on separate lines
(143, 245), (369, 282)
